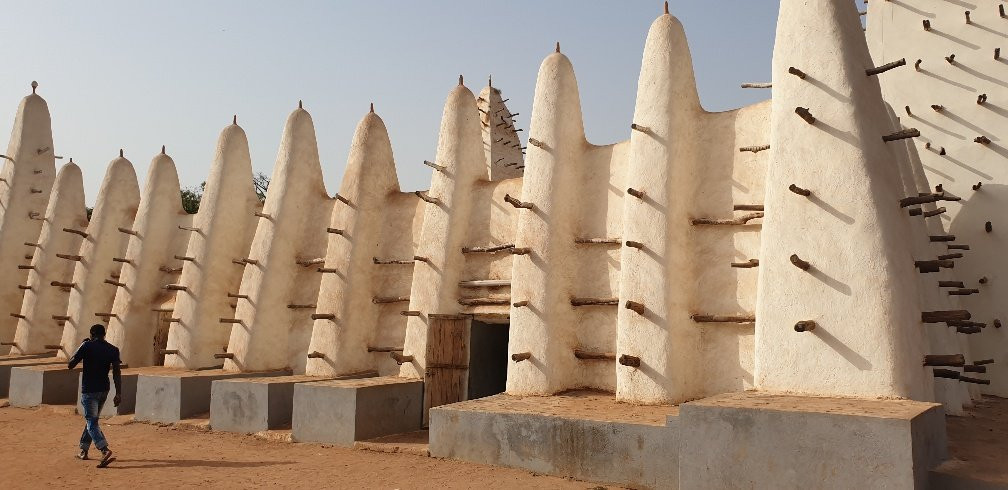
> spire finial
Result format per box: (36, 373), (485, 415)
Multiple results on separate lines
(555, 41), (560, 53)
(488, 74), (492, 88)
(458, 74), (463, 86)
(161, 145), (166, 155)
(298, 100), (303, 109)
(119, 149), (124, 158)
(664, 1), (668, 14)
(233, 114), (237, 124)
(69, 157), (73, 164)
(369, 102), (374, 113)
(30, 81), (38, 94)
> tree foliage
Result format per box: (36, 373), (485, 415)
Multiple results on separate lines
(253, 172), (269, 202)
(179, 172), (269, 215)
(180, 183), (203, 214)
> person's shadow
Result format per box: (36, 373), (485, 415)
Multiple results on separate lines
(106, 458), (290, 470)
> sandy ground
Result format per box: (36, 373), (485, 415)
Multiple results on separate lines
(4, 394), (1003, 488)
(941, 395), (1008, 485)
(0, 405), (606, 489)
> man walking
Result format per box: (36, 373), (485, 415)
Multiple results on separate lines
(67, 324), (121, 468)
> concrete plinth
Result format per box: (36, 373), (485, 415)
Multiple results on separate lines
(292, 376), (423, 446)
(678, 392), (948, 490)
(1, 353), (57, 361)
(0, 357), (62, 397)
(76, 368), (141, 417)
(134, 368), (288, 423)
(429, 390), (680, 489)
(210, 374), (371, 433)
(9, 364), (82, 407)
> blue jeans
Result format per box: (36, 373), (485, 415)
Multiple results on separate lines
(79, 391), (108, 452)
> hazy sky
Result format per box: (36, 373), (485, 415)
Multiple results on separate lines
(0, 1), (781, 203)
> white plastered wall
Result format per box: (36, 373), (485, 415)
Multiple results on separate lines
(4, 3), (978, 408)
(754, 0), (932, 400)
(11, 162), (87, 354)
(305, 109), (420, 377)
(225, 105), (330, 374)
(57, 154), (139, 357)
(886, 105), (971, 413)
(456, 177), (521, 321)
(617, 14), (766, 404)
(400, 82), (490, 379)
(106, 151), (190, 367)
(164, 122), (260, 369)
(503, 50), (591, 395)
(504, 18), (765, 402)
(478, 86), (524, 180)
(0, 89), (56, 349)
(867, 0), (1005, 396)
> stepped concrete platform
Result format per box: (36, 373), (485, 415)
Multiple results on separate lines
(134, 367), (288, 423)
(9, 364), (82, 407)
(679, 391), (947, 489)
(0, 356), (62, 397)
(210, 373), (375, 433)
(292, 376), (423, 446)
(429, 390), (680, 489)
(76, 367), (143, 417)
(1, 352), (58, 361)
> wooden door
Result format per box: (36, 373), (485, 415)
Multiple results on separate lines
(423, 314), (470, 422)
(154, 310), (172, 365)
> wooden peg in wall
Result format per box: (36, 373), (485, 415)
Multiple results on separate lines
(790, 254), (811, 271)
(795, 107), (816, 124)
(794, 320), (817, 332)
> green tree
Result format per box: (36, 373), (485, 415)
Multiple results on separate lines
(180, 184), (203, 214)
(179, 173), (268, 215)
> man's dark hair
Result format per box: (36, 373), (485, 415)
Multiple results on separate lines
(89, 324), (106, 338)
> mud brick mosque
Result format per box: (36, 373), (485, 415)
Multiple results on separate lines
(0, 1), (1005, 488)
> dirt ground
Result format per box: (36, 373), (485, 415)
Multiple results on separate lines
(941, 395), (1008, 485)
(0, 405), (605, 489)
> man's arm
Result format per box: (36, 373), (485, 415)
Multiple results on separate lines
(112, 363), (122, 404)
(67, 339), (89, 369)
(112, 349), (123, 406)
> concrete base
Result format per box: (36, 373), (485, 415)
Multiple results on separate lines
(678, 392), (948, 489)
(292, 376), (424, 446)
(0, 357), (62, 397)
(210, 374), (362, 433)
(134, 368), (289, 423)
(76, 368), (142, 417)
(9, 364), (82, 407)
(1, 352), (57, 361)
(429, 390), (680, 489)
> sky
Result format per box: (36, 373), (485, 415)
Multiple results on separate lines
(0, 1), (781, 203)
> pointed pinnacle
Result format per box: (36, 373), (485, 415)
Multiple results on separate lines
(31, 81), (38, 94)
(69, 157), (74, 164)
(298, 100), (303, 109)
(233, 114), (237, 124)
(370, 102), (374, 113)
(555, 42), (560, 53)
(161, 145), (166, 154)
(119, 149), (124, 158)
(488, 74), (493, 88)
(664, 1), (669, 14)
(458, 74), (464, 86)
